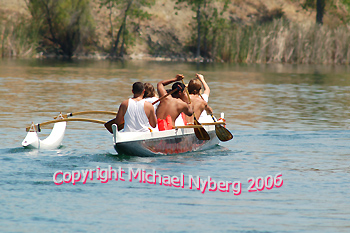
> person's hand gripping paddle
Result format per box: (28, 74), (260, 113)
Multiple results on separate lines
(199, 93), (233, 142)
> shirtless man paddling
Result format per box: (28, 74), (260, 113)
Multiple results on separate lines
(186, 73), (213, 123)
(156, 74), (193, 130)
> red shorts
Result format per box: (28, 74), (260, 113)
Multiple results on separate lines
(181, 112), (188, 125)
(157, 115), (173, 131)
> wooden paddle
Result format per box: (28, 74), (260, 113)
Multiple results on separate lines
(199, 93), (233, 142)
(104, 88), (179, 134)
(181, 79), (210, 140)
(172, 122), (226, 129)
(26, 118), (106, 132)
(151, 88), (178, 105)
(54, 110), (117, 119)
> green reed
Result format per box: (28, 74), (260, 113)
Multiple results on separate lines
(1, 13), (40, 58)
(215, 18), (350, 64)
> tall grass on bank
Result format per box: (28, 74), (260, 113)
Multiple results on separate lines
(0, 13), (40, 58)
(215, 19), (350, 64)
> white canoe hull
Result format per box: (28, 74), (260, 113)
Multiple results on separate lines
(112, 124), (221, 156)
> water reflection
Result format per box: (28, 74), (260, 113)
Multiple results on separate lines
(0, 59), (349, 131)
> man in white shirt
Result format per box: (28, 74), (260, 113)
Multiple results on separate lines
(105, 82), (157, 133)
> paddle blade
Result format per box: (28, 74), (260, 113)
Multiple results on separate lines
(215, 124), (233, 142)
(193, 119), (210, 140)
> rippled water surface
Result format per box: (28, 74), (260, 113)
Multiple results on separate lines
(1, 59), (349, 232)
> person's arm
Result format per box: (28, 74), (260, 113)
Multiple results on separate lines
(196, 73), (210, 97)
(145, 102), (157, 128)
(115, 100), (127, 126)
(157, 74), (184, 98)
(104, 117), (117, 134)
(204, 101), (213, 115)
(104, 101), (127, 134)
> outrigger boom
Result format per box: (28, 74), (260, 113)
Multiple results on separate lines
(26, 118), (107, 132)
(53, 110), (117, 119)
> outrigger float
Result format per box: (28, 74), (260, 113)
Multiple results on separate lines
(22, 111), (115, 150)
(22, 111), (233, 156)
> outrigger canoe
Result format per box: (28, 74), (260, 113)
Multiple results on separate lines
(22, 112), (233, 156)
(112, 115), (230, 156)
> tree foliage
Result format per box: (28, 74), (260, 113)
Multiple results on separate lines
(26, 0), (95, 58)
(99, 0), (154, 58)
(175, 0), (229, 60)
(301, 0), (350, 25)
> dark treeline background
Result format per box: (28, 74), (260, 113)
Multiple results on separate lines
(1, 0), (350, 64)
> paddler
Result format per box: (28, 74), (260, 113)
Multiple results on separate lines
(186, 73), (213, 123)
(104, 82), (157, 133)
(156, 74), (193, 131)
(143, 82), (159, 111)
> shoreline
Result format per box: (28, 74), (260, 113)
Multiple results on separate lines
(25, 51), (218, 63)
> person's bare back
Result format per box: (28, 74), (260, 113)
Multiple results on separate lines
(157, 97), (192, 126)
(156, 75), (193, 126)
(186, 74), (213, 123)
(187, 94), (211, 123)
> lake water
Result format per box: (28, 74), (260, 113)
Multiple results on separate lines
(0, 59), (349, 232)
